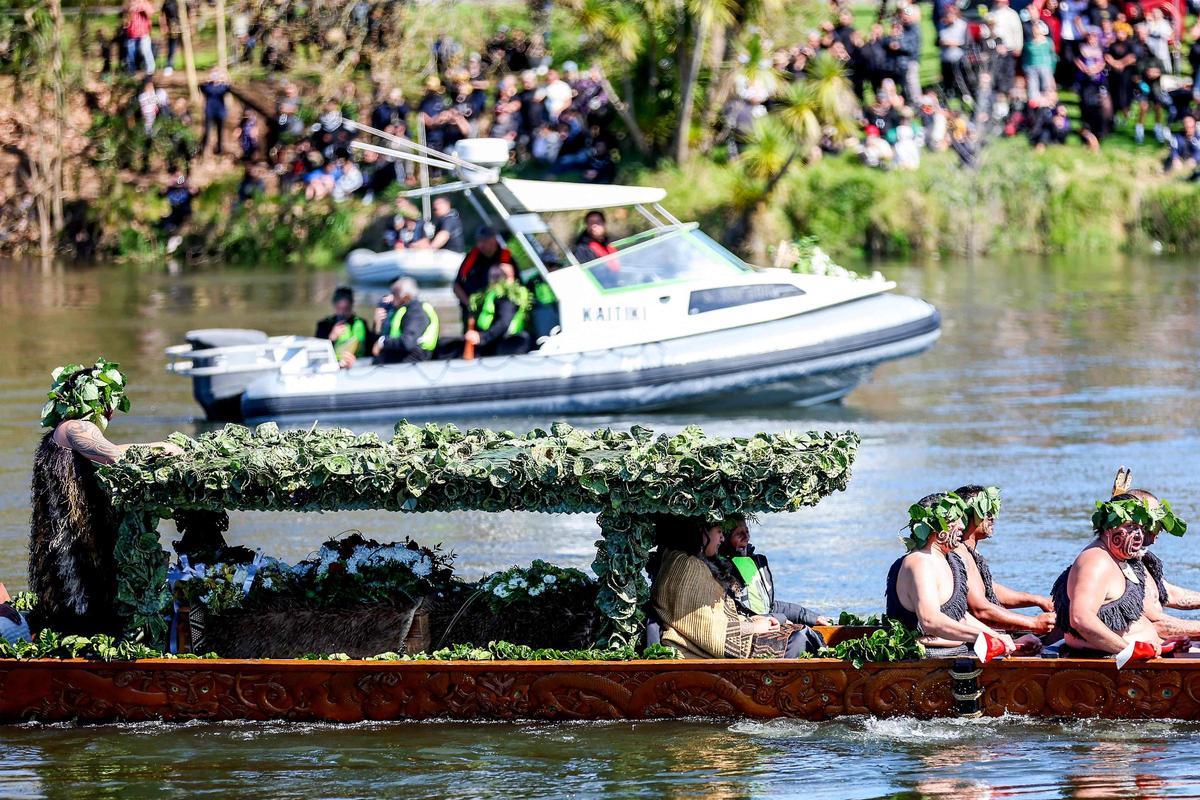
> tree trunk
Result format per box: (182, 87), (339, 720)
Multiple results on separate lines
(49, 0), (65, 236)
(699, 14), (748, 155)
(180, 0), (200, 105)
(672, 13), (710, 163)
(724, 150), (797, 253)
(599, 72), (649, 156)
(215, 0), (229, 72)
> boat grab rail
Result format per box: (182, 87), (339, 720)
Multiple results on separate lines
(165, 337), (339, 377)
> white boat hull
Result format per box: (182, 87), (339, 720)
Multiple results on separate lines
(212, 293), (939, 422)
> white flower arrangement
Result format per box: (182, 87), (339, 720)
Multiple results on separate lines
(772, 238), (886, 283)
(480, 560), (593, 611)
(170, 534), (454, 614)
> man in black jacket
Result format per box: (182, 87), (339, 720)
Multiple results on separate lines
(372, 278), (440, 364)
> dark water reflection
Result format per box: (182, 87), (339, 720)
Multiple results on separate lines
(1, 254), (1199, 798)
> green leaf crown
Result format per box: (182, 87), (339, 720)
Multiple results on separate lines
(40, 357), (131, 430)
(904, 493), (967, 551)
(1091, 497), (1188, 537)
(962, 486), (1002, 525)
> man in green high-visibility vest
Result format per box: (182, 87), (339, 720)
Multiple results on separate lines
(464, 263), (532, 357)
(315, 286), (371, 368)
(372, 277), (441, 364)
(720, 516), (833, 628)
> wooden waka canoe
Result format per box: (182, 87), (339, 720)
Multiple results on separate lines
(19, 424), (1185, 725)
(4, 635), (1200, 724)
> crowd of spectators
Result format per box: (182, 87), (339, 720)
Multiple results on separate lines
(104, 1), (625, 239)
(107, 0), (1200, 240)
(728, 0), (1200, 172)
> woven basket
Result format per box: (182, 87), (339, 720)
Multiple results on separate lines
(185, 598), (428, 659)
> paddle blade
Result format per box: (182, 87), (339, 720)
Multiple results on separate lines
(1115, 640), (1157, 669)
(973, 633), (1005, 663)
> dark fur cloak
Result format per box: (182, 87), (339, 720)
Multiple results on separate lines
(29, 432), (120, 635)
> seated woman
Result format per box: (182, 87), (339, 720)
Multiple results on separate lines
(650, 517), (816, 659)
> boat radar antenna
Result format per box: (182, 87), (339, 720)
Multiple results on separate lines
(344, 120), (499, 184)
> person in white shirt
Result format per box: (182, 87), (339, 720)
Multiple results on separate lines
(543, 68), (574, 122)
(990, 0), (1024, 54)
(1146, 8), (1174, 74)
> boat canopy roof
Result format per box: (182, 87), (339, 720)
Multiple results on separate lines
(97, 422), (857, 646)
(100, 422), (858, 518)
(496, 179), (667, 214)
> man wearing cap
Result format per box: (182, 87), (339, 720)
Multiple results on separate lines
(453, 226), (513, 330)
(885, 492), (1016, 658)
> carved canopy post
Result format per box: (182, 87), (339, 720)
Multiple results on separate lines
(99, 422), (860, 651)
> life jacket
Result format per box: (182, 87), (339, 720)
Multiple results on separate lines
(476, 286), (527, 337)
(457, 246), (513, 293)
(333, 316), (368, 358)
(586, 239), (618, 259)
(388, 301), (440, 352)
(529, 277), (557, 305)
(730, 553), (775, 616)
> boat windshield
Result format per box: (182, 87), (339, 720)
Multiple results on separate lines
(581, 224), (751, 292)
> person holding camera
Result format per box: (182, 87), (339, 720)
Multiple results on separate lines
(315, 286), (371, 369)
(372, 278), (440, 364)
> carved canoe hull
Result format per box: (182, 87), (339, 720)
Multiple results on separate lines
(2, 656), (1198, 724)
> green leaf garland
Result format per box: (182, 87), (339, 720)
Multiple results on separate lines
(1092, 497), (1188, 537)
(97, 421), (859, 648)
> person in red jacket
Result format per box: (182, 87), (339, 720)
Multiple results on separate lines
(572, 210), (617, 263)
(572, 210), (627, 287)
(453, 226), (513, 330)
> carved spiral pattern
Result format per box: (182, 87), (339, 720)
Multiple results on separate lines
(3, 661), (1200, 724)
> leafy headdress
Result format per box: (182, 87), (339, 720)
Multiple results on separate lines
(903, 493), (967, 551)
(1092, 497), (1188, 538)
(960, 486), (1001, 526)
(40, 357), (131, 430)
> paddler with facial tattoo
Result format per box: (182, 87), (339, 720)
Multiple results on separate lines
(1109, 469), (1198, 639)
(885, 492), (1016, 658)
(1050, 493), (1179, 659)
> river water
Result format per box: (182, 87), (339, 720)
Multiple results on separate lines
(0, 254), (1198, 798)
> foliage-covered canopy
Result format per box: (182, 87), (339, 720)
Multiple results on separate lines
(98, 421), (858, 647)
(100, 421), (858, 518)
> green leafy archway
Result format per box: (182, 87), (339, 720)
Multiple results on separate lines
(99, 422), (859, 648)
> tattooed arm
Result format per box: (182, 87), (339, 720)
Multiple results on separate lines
(53, 420), (181, 465)
(54, 420), (128, 465)
(1163, 581), (1200, 611)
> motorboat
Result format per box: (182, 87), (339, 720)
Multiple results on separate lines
(167, 136), (940, 423)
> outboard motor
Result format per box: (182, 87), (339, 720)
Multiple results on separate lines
(182, 329), (271, 422)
